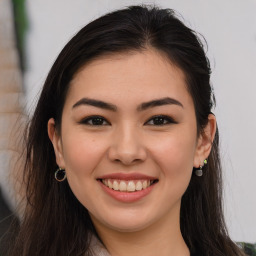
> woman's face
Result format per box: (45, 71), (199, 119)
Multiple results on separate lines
(49, 50), (212, 233)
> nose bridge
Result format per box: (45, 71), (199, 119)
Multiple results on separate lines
(108, 121), (147, 165)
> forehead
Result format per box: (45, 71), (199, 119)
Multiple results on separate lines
(66, 50), (193, 109)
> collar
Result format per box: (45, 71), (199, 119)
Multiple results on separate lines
(89, 234), (111, 256)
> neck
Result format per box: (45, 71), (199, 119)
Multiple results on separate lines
(91, 207), (190, 256)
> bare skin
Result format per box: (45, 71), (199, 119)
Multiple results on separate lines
(48, 49), (216, 256)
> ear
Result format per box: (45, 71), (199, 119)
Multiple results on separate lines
(193, 114), (216, 167)
(47, 118), (66, 168)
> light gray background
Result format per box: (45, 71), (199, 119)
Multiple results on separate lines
(24, 0), (256, 242)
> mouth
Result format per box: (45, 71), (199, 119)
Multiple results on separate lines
(98, 179), (159, 192)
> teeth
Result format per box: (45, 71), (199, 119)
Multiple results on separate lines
(107, 179), (113, 189)
(135, 181), (142, 191)
(127, 181), (136, 192)
(102, 179), (155, 192)
(113, 180), (119, 190)
(119, 181), (127, 191)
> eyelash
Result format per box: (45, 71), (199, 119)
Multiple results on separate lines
(80, 115), (177, 126)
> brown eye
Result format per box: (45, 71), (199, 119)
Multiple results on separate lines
(80, 116), (110, 126)
(145, 115), (177, 126)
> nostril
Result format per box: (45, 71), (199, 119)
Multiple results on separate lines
(113, 157), (142, 165)
(107, 142), (147, 165)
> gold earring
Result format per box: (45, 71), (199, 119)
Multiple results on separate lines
(55, 167), (66, 182)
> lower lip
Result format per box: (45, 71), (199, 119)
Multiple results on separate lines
(98, 180), (156, 203)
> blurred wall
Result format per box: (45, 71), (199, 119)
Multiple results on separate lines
(0, 0), (25, 213)
(24, 0), (256, 242)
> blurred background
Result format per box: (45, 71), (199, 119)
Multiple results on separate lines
(0, 0), (255, 253)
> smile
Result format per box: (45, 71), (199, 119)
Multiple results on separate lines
(97, 173), (159, 202)
(100, 179), (156, 192)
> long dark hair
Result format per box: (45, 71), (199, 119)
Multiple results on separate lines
(9, 5), (245, 256)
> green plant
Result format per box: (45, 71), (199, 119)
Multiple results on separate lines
(237, 242), (256, 256)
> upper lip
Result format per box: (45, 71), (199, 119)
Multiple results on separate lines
(97, 173), (158, 181)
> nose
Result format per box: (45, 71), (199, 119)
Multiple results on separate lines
(107, 124), (147, 165)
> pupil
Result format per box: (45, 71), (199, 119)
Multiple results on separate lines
(154, 117), (164, 125)
(93, 117), (103, 125)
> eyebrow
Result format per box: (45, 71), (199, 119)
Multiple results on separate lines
(72, 97), (183, 111)
(138, 97), (183, 111)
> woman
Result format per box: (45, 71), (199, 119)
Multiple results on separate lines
(9, 5), (246, 256)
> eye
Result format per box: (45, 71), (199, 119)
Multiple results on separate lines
(80, 116), (110, 126)
(145, 115), (177, 126)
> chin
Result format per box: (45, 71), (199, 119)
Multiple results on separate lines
(106, 221), (152, 233)
(91, 209), (157, 233)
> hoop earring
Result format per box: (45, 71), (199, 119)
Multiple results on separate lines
(194, 159), (207, 177)
(55, 167), (66, 182)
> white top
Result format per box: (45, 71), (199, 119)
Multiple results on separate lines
(89, 235), (110, 256)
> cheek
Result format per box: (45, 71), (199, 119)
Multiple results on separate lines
(60, 132), (108, 208)
(61, 132), (107, 178)
(149, 129), (197, 184)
